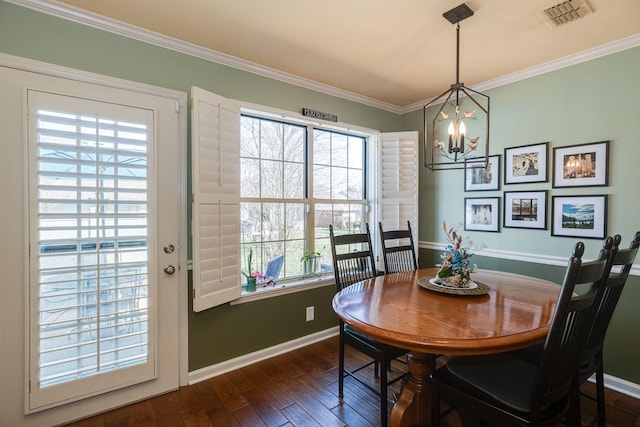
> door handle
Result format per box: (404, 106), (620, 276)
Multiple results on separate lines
(164, 265), (176, 275)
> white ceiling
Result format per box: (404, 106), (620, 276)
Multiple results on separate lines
(29, 0), (640, 109)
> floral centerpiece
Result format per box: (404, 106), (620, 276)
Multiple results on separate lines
(241, 247), (264, 292)
(435, 222), (478, 288)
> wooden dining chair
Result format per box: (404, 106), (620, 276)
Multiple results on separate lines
(571, 231), (640, 427)
(378, 221), (418, 274)
(329, 223), (408, 427)
(431, 239), (613, 427)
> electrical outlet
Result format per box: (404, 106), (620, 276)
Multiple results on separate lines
(306, 306), (314, 322)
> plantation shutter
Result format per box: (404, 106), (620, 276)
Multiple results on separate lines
(379, 131), (419, 257)
(191, 87), (241, 312)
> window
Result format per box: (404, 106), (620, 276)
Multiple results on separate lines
(191, 86), (418, 310)
(240, 115), (367, 284)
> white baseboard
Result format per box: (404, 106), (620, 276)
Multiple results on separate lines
(188, 327), (339, 385)
(593, 373), (640, 400)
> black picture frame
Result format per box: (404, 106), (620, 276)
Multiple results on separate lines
(551, 195), (608, 239)
(464, 197), (500, 232)
(552, 141), (609, 188)
(504, 142), (549, 185)
(464, 154), (501, 191)
(503, 190), (547, 230)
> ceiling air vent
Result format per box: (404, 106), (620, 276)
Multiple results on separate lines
(542, 0), (593, 26)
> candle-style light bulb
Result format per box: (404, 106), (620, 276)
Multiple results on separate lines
(459, 120), (466, 148)
(447, 121), (454, 153)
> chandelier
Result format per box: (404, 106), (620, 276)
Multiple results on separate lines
(424, 3), (490, 171)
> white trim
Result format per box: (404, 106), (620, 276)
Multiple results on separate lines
(395, 32), (640, 114)
(0, 52), (184, 100)
(188, 327), (339, 385)
(5, 0), (397, 112)
(595, 373), (640, 400)
(0, 49), (190, 392)
(176, 92), (189, 387)
(241, 102), (380, 136)
(5, 1), (640, 114)
(231, 277), (335, 305)
(419, 240), (640, 276)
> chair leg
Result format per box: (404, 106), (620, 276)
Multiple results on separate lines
(338, 327), (345, 399)
(381, 359), (388, 427)
(595, 365), (606, 427)
(431, 381), (440, 427)
(569, 375), (581, 427)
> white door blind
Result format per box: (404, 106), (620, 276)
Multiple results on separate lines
(379, 131), (419, 252)
(28, 90), (156, 409)
(191, 87), (241, 312)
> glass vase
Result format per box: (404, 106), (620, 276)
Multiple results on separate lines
(246, 277), (257, 292)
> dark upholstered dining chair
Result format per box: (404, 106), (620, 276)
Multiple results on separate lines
(329, 223), (408, 427)
(431, 239), (613, 427)
(378, 221), (418, 274)
(571, 231), (640, 427)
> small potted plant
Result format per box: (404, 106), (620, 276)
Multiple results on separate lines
(241, 247), (264, 292)
(300, 250), (321, 276)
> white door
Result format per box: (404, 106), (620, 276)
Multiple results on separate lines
(0, 64), (184, 425)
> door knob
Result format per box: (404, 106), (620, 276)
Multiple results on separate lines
(164, 265), (176, 275)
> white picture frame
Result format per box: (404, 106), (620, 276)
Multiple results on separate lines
(464, 155), (500, 192)
(464, 197), (500, 232)
(503, 190), (547, 230)
(552, 141), (609, 188)
(551, 195), (608, 239)
(504, 142), (549, 184)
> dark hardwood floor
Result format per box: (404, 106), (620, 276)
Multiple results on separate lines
(63, 336), (640, 427)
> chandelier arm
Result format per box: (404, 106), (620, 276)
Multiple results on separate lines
(459, 88), (489, 114)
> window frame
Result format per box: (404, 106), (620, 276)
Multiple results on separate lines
(239, 110), (372, 287)
(192, 89), (418, 309)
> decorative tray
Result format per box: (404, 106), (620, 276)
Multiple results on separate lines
(417, 277), (490, 296)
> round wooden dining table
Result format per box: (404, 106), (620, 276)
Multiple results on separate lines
(331, 268), (560, 427)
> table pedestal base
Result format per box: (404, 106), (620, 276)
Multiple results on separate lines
(389, 351), (436, 427)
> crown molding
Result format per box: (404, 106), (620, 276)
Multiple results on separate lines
(401, 32), (640, 114)
(5, 1), (640, 115)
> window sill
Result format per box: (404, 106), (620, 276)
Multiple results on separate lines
(230, 275), (335, 305)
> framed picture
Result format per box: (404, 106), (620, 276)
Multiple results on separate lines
(465, 197), (500, 232)
(504, 142), (549, 184)
(503, 190), (547, 229)
(551, 195), (608, 239)
(464, 155), (500, 191)
(552, 141), (609, 188)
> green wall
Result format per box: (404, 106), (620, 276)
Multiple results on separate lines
(406, 46), (640, 256)
(413, 46), (640, 383)
(1, 1), (639, 385)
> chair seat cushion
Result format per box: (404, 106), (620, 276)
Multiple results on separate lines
(344, 325), (407, 358)
(442, 353), (538, 413)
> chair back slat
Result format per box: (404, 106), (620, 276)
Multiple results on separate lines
(378, 221), (418, 274)
(330, 224), (377, 291)
(580, 231), (640, 382)
(532, 238), (614, 424)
